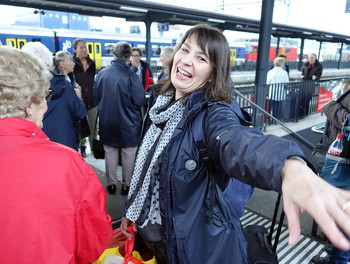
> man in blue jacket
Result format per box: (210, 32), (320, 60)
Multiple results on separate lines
(95, 42), (146, 195)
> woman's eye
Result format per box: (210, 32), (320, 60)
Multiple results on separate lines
(198, 56), (206, 62)
(181, 47), (189, 53)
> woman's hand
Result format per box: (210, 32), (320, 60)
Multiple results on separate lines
(120, 216), (138, 240)
(281, 159), (350, 251)
(74, 82), (81, 92)
(75, 88), (82, 99)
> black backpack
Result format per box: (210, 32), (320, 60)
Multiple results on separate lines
(192, 102), (279, 264)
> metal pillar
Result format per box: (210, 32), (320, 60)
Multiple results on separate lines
(338, 42), (343, 69)
(318, 41), (322, 62)
(276, 36), (280, 58)
(298, 38), (305, 71)
(53, 31), (59, 53)
(254, 0), (274, 129)
(144, 18), (152, 65)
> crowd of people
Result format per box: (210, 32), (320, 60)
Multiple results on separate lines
(1, 23), (349, 264)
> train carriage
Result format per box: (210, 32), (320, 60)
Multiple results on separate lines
(0, 25), (247, 72)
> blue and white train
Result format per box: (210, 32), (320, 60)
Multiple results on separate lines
(0, 25), (246, 70)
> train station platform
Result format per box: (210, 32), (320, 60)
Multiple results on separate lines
(231, 68), (350, 84)
(84, 112), (332, 263)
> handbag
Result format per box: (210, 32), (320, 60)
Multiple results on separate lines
(92, 115), (105, 159)
(79, 116), (91, 138)
(311, 142), (329, 174)
(93, 225), (157, 264)
(244, 225), (279, 264)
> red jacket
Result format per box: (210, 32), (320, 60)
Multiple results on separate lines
(0, 118), (113, 263)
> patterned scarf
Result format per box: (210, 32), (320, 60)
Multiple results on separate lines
(126, 90), (185, 227)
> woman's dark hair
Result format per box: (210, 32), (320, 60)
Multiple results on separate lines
(161, 23), (232, 103)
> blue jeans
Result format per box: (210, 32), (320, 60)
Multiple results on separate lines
(321, 157), (350, 263)
(321, 157), (350, 189)
(329, 244), (350, 264)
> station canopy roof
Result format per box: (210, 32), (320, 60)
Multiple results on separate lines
(1, 0), (350, 44)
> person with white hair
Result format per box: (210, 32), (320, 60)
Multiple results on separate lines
(0, 46), (113, 263)
(158, 46), (174, 82)
(302, 52), (323, 81)
(21, 41), (53, 68)
(266, 56), (289, 120)
(22, 42), (86, 151)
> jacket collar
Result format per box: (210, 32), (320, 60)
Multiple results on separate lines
(187, 90), (207, 111)
(0, 118), (49, 139)
(49, 70), (67, 100)
(111, 59), (130, 69)
(186, 90), (252, 126)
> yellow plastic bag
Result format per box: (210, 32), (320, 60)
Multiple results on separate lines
(93, 225), (157, 264)
(93, 246), (157, 264)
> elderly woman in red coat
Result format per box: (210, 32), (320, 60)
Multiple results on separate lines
(0, 46), (113, 263)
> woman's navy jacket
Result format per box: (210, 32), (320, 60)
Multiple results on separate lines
(42, 70), (86, 150)
(157, 91), (305, 263)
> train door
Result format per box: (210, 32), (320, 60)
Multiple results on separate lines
(6, 38), (26, 49)
(94, 43), (101, 70)
(86, 41), (102, 70)
(230, 48), (236, 67)
(17, 39), (26, 49)
(6, 38), (16, 47)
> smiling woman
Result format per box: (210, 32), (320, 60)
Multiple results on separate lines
(120, 24), (350, 264)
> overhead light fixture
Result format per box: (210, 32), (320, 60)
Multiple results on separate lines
(346, 38), (350, 41)
(207, 18), (225, 24)
(324, 34), (333, 38)
(33, 9), (45, 15)
(302, 31), (313, 35)
(120, 6), (148, 13)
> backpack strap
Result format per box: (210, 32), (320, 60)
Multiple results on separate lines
(192, 103), (255, 219)
(192, 103), (251, 191)
(193, 108), (210, 165)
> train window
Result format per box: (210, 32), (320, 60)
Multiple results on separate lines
(152, 45), (161, 56)
(253, 47), (258, 53)
(87, 44), (93, 54)
(285, 48), (291, 54)
(104, 43), (115, 55)
(237, 49), (241, 57)
(137, 44), (146, 56)
(246, 46), (253, 53)
(95, 44), (100, 54)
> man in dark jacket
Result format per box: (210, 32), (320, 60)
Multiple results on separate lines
(302, 53), (323, 81)
(298, 53), (323, 118)
(73, 38), (97, 156)
(130, 47), (154, 92)
(95, 42), (146, 195)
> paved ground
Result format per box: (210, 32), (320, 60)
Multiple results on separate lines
(84, 112), (342, 263)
